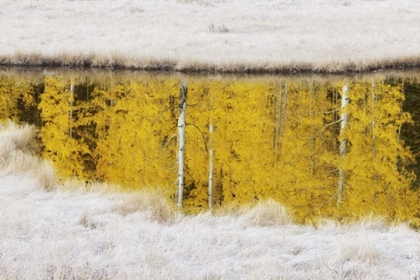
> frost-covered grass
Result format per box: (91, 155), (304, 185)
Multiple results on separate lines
(1, 0), (420, 73)
(2, 122), (420, 279)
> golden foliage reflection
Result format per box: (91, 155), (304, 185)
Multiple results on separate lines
(1, 73), (419, 225)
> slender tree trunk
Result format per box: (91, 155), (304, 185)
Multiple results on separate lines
(208, 124), (214, 209)
(69, 83), (74, 138)
(276, 81), (282, 150)
(398, 80), (404, 141)
(372, 78), (376, 159)
(177, 82), (187, 210)
(338, 85), (349, 205)
(277, 81), (288, 152)
(272, 94), (277, 149)
(310, 82), (315, 174)
(334, 88), (340, 134)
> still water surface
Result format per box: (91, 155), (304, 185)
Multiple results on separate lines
(1, 71), (420, 221)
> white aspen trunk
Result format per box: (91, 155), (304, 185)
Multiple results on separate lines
(338, 85), (349, 205)
(333, 88), (338, 133)
(310, 83), (315, 174)
(69, 83), (74, 138)
(398, 80), (404, 141)
(276, 80), (283, 151)
(208, 124), (214, 209)
(277, 81), (288, 152)
(282, 81), (288, 129)
(371, 78), (376, 159)
(177, 82), (187, 210)
(272, 93), (277, 149)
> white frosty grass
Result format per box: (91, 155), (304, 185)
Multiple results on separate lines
(2, 123), (420, 279)
(1, 0), (420, 72)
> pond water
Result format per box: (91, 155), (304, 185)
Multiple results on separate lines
(1, 70), (420, 222)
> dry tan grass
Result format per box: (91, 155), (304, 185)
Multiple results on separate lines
(215, 199), (293, 227)
(0, 121), (37, 153)
(59, 179), (124, 193)
(316, 214), (390, 231)
(0, 121), (57, 191)
(112, 191), (176, 223)
(58, 178), (176, 224)
(2, 52), (420, 74)
(34, 160), (56, 191)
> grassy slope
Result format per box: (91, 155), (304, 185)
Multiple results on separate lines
(1, 0), (420, 73)
(1, 123), (420, 279)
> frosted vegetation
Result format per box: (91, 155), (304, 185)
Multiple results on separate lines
(2, 0), (420, 277)
(1, 122), (420, 279)
(1, 0), (420, 72)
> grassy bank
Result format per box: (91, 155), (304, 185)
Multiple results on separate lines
(2, 0), (420, 74)
(1, 122), (420, 279)
(3, 53), (420, 74)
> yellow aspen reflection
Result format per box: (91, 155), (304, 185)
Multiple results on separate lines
(1, 73), (418, 225)
(0, 77), (36, 122)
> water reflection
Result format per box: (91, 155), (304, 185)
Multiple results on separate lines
(1, 72), (420, 223)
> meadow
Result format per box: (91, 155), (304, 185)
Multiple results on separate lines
(1, 0), (420, 73)
(1, 122), (420, 279)
(2, 0), (420, 278)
